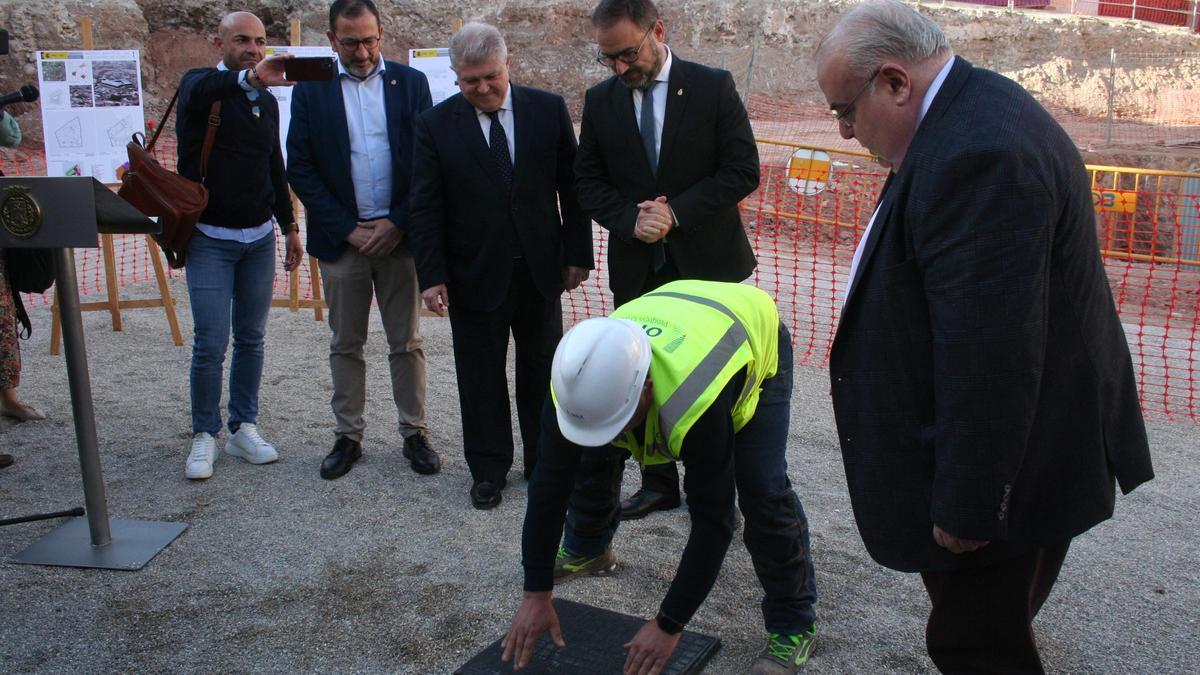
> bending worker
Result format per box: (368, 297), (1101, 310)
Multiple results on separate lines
(502, 280), (819, 675)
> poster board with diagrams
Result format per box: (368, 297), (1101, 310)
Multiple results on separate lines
(36, 49), (145, 184)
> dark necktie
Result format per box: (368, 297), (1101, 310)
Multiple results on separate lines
(639, 82), (658, 174)
(640, 83), (666, 272)
(487, 110), (513, 186)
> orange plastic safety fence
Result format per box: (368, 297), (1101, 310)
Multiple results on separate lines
(3, 141), (1196, 423)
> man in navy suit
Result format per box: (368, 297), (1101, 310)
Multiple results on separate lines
(408, 22), (593, 510)
(287, 0), (439, 481)
(817, 2), (1154, 671)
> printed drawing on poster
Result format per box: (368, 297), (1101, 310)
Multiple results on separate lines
(36, 50), (145, 185)
(264, 45), (336, 165)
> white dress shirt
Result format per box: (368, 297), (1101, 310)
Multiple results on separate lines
(844, 55), (957, 307)
(196, 61), (274, 242)
(338, 59), (392, 220)
(475, 84), (515, 161)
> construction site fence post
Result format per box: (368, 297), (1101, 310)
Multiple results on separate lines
(1106, 48), (1116, 147)
(744, 28), (759, 105)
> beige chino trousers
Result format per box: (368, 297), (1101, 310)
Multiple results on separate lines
(319, 244), (426, 444)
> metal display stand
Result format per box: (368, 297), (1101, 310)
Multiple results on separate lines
(2, 176), (187, 569)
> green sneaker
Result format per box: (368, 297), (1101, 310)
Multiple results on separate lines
(749, 626), (817, 674)
(552, 546), (618, 583)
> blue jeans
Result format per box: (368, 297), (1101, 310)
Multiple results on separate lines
(564, 325), (818, 634)
(186, 230), (276, 435)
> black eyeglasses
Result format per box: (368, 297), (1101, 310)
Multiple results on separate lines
(337, 35), (380, 50)
(830, 67), (881, 129)
(595, 25), (653, 68)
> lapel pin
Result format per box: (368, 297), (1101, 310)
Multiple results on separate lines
(390, 79), (397, 85)
(677, 88), (683, 96)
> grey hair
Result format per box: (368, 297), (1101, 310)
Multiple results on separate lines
(817, 0), (951, 77)
(449, 22), (508, 70)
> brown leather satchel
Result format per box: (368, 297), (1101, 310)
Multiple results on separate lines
(117, 88), (220, 269)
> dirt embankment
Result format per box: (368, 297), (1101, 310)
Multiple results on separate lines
(0, 0), (1196, 168)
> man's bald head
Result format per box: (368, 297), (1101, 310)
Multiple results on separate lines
(215, 11), (268, 71)
(218, 12), (264, 41)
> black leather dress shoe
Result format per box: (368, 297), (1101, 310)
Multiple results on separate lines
(320, 436), (362, 480)
(402, 433), (441, 475)
(470, 479), (505, 510)
(619, 488), (681, 520)
(0, 453), (13, 469)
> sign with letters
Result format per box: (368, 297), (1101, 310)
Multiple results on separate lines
(409, 48), (457, 106)
(36, 50), (145, 184)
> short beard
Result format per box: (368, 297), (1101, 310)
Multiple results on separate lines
(345, 54), (379, 79)
(619, 40), (663, 91)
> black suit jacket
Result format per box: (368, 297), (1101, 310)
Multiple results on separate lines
(408, 85), (593, 312)
(575, 56), (758, 302)
(829, 57), (1154, 573)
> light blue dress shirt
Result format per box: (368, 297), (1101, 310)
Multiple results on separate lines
(338, 59), (392, 221)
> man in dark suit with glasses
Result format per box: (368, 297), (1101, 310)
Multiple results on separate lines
(558, 0), (764, 574)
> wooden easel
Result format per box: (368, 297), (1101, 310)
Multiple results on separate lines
(49, 17), (183, 354)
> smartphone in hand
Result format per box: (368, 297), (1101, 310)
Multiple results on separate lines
(284, 57), (336, 82)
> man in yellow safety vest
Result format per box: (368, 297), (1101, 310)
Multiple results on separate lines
(502, 280), (820, 675)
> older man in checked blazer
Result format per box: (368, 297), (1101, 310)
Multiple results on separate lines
(818, 2), (1154, 671)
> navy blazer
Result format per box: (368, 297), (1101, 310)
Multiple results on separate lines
(286, 60), (432, 262)
(408, 85), (593, 313)
(575, 56), (758, 302)
(829, 57), (1153, 573)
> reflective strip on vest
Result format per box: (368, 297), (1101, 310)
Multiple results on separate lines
(645, 290), (749, 443)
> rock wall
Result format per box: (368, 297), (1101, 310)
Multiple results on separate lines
(1, 0), (1198, 155)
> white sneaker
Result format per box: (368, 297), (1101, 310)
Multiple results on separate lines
(225, 423), (279, 464)
(185, 433), (218, 480)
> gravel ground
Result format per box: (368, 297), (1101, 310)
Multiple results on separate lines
(1, 280), (1196, 673)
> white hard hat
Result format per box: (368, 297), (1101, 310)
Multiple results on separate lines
(551, 318), (652, 447)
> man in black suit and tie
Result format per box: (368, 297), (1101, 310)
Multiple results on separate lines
(563, 0), (761, 541)
(408, 22), (593, 510)
(817, 2), (1154, 671)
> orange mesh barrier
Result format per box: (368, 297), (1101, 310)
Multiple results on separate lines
(3, 141), (1196, 422)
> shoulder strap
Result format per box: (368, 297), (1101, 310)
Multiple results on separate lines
(143, 87), (221, 180)
(200, 101), (221, 182)
(143, 87), (180, 153)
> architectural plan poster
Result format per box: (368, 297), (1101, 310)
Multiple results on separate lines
(37, 50), (145, 184)
(409, 48), (457, 106)
(265, 45), (336, 164)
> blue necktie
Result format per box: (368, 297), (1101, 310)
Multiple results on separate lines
(639, 82), (658, 174)
(487, 110), (513, 186)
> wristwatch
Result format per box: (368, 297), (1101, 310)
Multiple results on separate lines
(655, 611), (684, 635)
(280, 223), (299, 235)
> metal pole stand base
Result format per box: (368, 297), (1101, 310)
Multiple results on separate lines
(10, 517), (187, 570)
